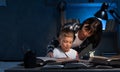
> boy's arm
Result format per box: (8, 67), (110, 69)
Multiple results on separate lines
(46, 39), (59, 57)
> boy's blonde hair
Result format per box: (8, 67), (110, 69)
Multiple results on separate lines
(59, 28), (74, 39)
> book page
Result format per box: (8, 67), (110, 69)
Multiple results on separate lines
(36, 57), (57, 62)
(89, 56), (109, 65)
(108, 57), (120, 61)
(91, 56), (120, 61)
(89, 56), (109, 60)
(36, 57), (80, 66)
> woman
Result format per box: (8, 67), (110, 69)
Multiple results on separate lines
(47, 17), (102, 58)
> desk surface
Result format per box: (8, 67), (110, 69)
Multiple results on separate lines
(5, 66), (120, 72)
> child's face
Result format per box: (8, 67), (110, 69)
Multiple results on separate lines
(59, 37), (73, 52)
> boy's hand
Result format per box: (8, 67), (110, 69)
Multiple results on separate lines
(47, 52), (53, 57)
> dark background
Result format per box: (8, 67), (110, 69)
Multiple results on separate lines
(0, 0), (120, 60)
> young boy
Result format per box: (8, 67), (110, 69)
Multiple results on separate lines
(52, 28), (79, 60)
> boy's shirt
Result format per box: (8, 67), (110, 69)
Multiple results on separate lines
(53, 48), (78, 59)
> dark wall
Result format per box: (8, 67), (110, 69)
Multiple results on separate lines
(0, 0), (60, 60)
(116, 0), (120, 52)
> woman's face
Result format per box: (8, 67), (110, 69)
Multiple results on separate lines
(78, 24), (94, 40)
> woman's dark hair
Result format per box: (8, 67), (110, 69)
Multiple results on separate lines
(80, 17), (103, 48)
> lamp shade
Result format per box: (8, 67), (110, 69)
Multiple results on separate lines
(94, 10), (108, 20)
(94, 2), (108, 20)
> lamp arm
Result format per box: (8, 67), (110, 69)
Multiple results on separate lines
(109, 10), (120, 24)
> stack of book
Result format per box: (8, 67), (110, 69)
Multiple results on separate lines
(89, 56), (120, 68)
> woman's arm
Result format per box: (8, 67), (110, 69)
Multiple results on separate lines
(73, 39), (91, 54)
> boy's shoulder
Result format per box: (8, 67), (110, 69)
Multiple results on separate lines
(70, 48), (77, 53)
(53, 48), (62, 53)
(53, 48), (60, 51)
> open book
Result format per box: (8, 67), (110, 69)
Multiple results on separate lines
(36, 57), (57, 66)
(37, 57), (93, 69)
(36, 57), (79, 66)
(89, 56), (120, 67)
(42, 62), (90, 69)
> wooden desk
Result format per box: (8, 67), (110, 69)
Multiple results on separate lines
(5, 66), (120, 72)
(5, 66), (41, 72)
